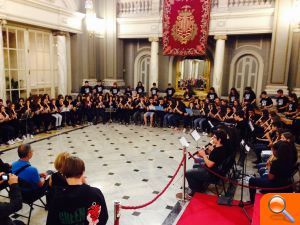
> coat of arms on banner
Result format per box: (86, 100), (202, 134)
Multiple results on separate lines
(171, 6), (198, 45)
(163, 0), (211, 56)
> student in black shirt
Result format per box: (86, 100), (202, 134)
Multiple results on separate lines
(80, 81), (92, 95)
(183, 130), (228, 197)
(206, 87), (218, 103)
(169, 100), (187, 130)
(110, 83), (120, 96)
(132, 97), (146, 125)
(234, 110), (248, 140)
(228, 88), (240, 106)
(243, 86), (256, 106)
(284, 93), (298, 118)
(47, 156), (108, 225)
(135, 82), (145, 96)
(260, 91), (273, 109)
(124, 86), (132, 96)
(150, 83), (159, 97)
(165, 83), (175, 98)
(249, 141), (294, 203)
(94, 81), (104, 95)
(276, 89), (288, 113)
(155, 98), (167, 127)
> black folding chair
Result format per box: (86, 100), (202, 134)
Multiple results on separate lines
(206, 154), (236, 196)
(13, 179), (48, 225)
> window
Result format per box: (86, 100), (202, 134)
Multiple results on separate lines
(2, 25), (58, 101)
(28, 30), (56, 96)
(3, 27), (27, 102)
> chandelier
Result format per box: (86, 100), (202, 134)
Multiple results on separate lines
(85, 0), (97, 34)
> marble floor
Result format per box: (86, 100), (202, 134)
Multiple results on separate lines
(0, 123), (257, 225)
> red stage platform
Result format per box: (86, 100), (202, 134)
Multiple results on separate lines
(176, 193), (260, 225)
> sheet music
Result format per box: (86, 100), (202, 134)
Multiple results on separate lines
(245, 145), (251, 152)
(191, 130), (201, 142)
(179, 137), (189, 147)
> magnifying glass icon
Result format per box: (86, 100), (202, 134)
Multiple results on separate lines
(268, 195), (295, 223)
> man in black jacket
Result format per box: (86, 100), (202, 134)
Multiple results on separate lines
(0, 173), (24, 225)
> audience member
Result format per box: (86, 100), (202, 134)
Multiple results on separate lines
(46, 156), (108, 225)
(11, 144), (49, 203)
(0, 173), (25, 225)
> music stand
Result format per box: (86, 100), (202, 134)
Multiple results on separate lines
(105, 107), (116, 123)
(190, 129), (201, 149)
(237, 140), (252, 222)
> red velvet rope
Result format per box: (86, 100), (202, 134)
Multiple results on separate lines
(120, 154), (186, 210)
(188, 152), (300, 191)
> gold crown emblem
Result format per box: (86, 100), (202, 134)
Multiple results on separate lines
(171, 5), (198, 45)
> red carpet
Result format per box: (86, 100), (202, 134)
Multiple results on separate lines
(251, 194), (262, 225)
(177, 193), (254, 225)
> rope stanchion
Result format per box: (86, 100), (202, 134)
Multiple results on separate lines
(120, 153), (186, 210)
(114, 201), (120, 225)
(113, 151), (187, 225)
(182, 147), (187, 201)
(187, 152), (300, 191)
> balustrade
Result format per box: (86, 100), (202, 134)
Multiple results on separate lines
(117, 0), (275, 17)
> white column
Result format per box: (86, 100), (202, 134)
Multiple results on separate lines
(57, 34), (68, 96)
(213, 35), (227, 96)
(149, 37), (159, 90)
(0, 21), (5, 101)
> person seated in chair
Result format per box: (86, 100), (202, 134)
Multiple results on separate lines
(46, 156), (108, 225)
(0, 173), (25, 225)
(11, 144), (49, 203)
(178, 130), (229, 199)
(0, 158), (11, 173)
(48, 152), (70, 205)
(249, 141), (295, 203)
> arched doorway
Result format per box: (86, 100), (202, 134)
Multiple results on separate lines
(134, 50), (151, 91)
(229, 51), (264, 99)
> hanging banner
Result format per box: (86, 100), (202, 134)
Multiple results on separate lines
(162, 0), (211, 56)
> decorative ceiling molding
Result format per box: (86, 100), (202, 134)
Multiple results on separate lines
(0, 0), (85, 33)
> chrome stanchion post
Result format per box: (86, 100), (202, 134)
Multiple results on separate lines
(182, 147), (187, 201)
(114, 200), (121, 225)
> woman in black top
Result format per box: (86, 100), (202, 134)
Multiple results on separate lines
(94, 95), (107, 124)
(207, 87), (218, 103)
(249, 141), (294, 203)
(284, 93), (298, 118)
(0, 105), (17, 145)
(228, 88), (240, 106)
(135, 81), (145, 96)
(47, 156), (108, 225)
(31, 97), (44, 132)
(48, 152), (70, 204)
(243, 86), (256, 107)
(169, 100), (187, 130)
(72, 95), (84, 125)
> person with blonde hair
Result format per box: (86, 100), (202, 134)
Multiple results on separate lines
(49, 152), (70, 188)
(47, 152), (70, 205)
